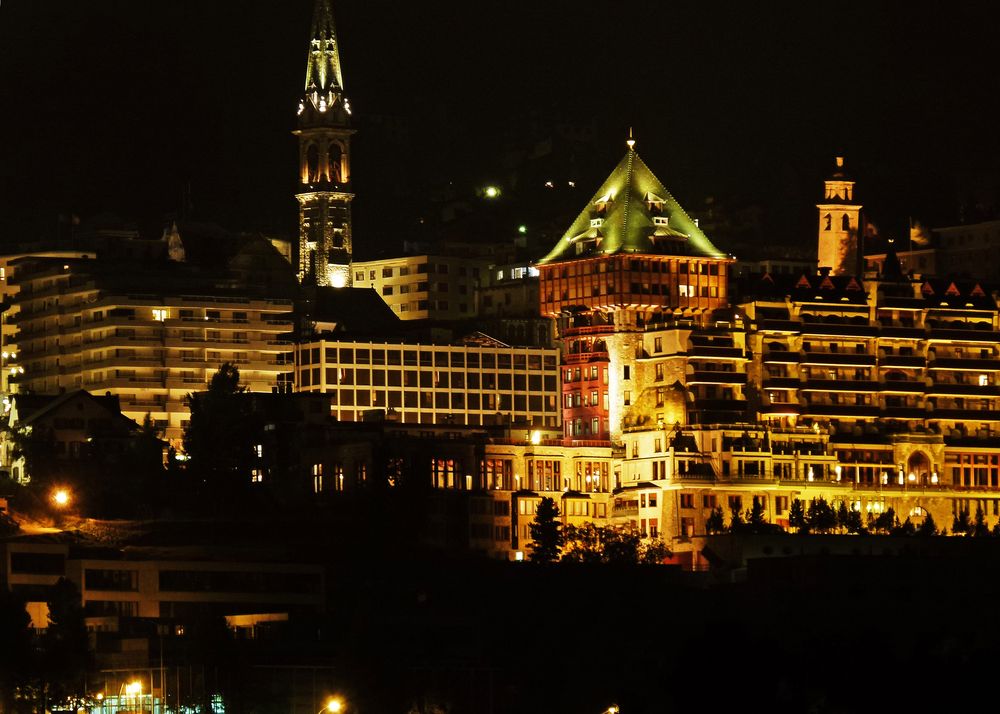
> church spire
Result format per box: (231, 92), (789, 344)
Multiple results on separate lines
(305, 0), (344, 93)
(298, 0), (350, 124)
(294, 0), (356, 288)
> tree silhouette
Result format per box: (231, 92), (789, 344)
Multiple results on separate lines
(528, 497), (563, 563)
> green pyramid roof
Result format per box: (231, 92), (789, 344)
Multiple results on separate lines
(538, 148), (726, 264)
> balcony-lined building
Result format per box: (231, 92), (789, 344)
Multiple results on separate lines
(9, 230), (297, 445)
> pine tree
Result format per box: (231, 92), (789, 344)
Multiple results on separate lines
(953, 508), (972, 536)
(973, 505), (990, 537)
(789, 499), (807, 533)
(747, 496), (767, 533)
(917, 512), (938, 536)
(528, 497), (563, 563)
(705, 505), (725, 534)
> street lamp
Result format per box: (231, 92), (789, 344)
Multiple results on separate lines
(51, 488), (71, 508)
(322, 697), (344, 713)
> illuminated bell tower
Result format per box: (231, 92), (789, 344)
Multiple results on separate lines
(295, 0), (354, 287)
(817, 156), (862, 276)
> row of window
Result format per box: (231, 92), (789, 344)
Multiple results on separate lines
(299, 367), (556, 391)
(299, 346), (557, 370)
(356, 264), (481, 281)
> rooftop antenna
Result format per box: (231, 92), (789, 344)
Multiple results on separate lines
(626, 127), (636, 150)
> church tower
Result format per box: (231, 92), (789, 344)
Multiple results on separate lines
(816, 156), (862, 275)
(295, 0), (354, 287)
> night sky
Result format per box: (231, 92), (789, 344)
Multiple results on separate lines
(1, 1), (998, 258)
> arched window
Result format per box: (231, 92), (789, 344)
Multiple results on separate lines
(824, 213), (832, 231)
(327, 142), (342, 183)
(306, 144), (320, 183)
(841, 213), (850, 231)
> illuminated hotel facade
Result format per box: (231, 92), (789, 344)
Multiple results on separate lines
(314, 148), (1000, 561)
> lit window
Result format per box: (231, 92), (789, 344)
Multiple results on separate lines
(980, 374), (989, 387)
(152, 309), (168, 322)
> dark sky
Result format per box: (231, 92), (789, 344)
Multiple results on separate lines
(1, 1), (998, 257)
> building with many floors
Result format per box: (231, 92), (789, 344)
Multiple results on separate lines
(9, 231), (296, 445)
(287, 144), (1000, 563)
(349, 254), (491, 320)
(293, 334), (560, 427)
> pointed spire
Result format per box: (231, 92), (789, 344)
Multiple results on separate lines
(305, 0), (344, 93)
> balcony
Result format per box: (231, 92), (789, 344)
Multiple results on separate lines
(879, 325), (926, 339)
(762, 350), (800, 364)
(929, 408), (1000, 422)
(801, 352), (876, 367)
(800, 403), (880, 418)
(801, 379), (881, 393)
(928, 327), (1000, 343)
(763, 376), (800, 390)
(800, 322), (879, 338)
(879, 380), (927, 394)
(763, 403), (802, 415)
(687, 371), (748, 385)
(929, 357), (1000, 371)
(757, 319), (801, 333)
(880, 354), (926, 368)
(880, 406), (927, 419)
(563, 350), (609, 365)
(695, 398), (748, 412)
(926, 383), (1000, 398)
(688, 345), (745, 360)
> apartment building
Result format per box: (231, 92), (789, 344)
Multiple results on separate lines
(350, 254), (491, 320)
(9, 233), (296, 445)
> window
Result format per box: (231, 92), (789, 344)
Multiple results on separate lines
(382, 286), (393, 295)
(624, 390), (631, 406)
(152, 308), (168, 321)
(680, 493), (694, 509)
(655, 363), (664, 381)
(728, 495), (742, 511)
(775, 496), (789, 513)
(312, 463), (323, 493)
(623, 365), (631, 380)
(654, 337), (662, 353)
(703, 494), (717, 509)
(355, 271), (364, 281)
(369, 270), (376, 280)
(382, 267), (393, 278)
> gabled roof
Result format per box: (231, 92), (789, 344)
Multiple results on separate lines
(11, 390), (138, 432)
(538, 147), (726, 264)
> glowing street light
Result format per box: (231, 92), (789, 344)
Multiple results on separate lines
(483, 185), (500, 199)
(124, 680), (142, 697)
(51, 488), (71, 508)
(322, 697), (344, 713)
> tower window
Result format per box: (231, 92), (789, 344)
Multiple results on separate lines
(841, 214), (850, 231)
(824, 214), (832, 231)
